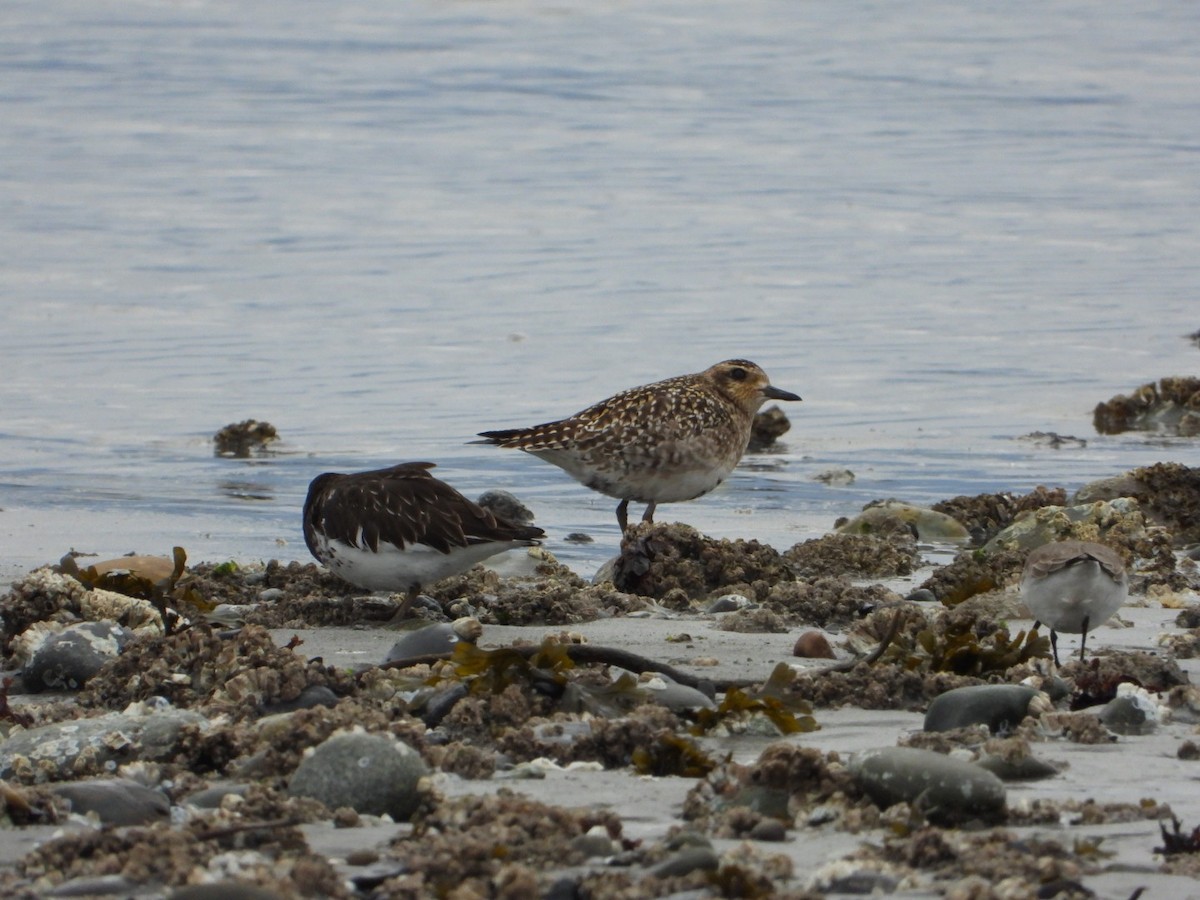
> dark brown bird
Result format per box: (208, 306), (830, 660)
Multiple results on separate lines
(303, 462), (544, 620)
(477, 359), (800, 532)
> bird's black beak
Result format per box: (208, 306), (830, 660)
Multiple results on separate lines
(763, 385), (801, 402)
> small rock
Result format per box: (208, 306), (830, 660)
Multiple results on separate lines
(23, 621), (133, 692)
(287, 732), (428, 820)
(260, 684), (339, 714)
(639, 674), (717, 712)
(384, 622), (473, 663)
(50, 778), (170, 826)
(706, 594), (752, 614)
(212, 419), (278, 458)
(184, 781), (251, 809)
(564, 532), (595, 544)
(849, 747), (1006, 823)
(748, 818), (787, 841)
(837, 501), (970, 543)
(1178, 741), (1200, 761)
(974, 752), (1059, 781)
(793, 631), (835, 659)
(1099, 690), (1159, 736)
(258, 588), (285, 602)
(476, 489), (535, 525)
(812, 468), (855, 486)
(571, 825), (616, 858)
(924, 685), (1041, 733)
(171, 885), (288, 900)
(650, 846), (720, 879)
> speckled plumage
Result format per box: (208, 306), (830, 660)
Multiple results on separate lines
(303, 462), (544, 619)
(1021, 540), (1128, 665)
(477, 359), (801, 531)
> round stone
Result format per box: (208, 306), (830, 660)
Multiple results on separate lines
(287, 732), (428, 820)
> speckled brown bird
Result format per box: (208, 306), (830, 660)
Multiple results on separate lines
(1021, 540), (1128, 665)
(476, 359), (801, 532)
(303, 462), (544, 620)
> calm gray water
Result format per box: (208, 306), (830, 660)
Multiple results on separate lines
(2, 0), (1197, 584)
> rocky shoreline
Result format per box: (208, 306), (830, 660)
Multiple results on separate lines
(0, 463), (1198, 898)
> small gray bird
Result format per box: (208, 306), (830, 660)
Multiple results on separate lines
(1021, 540), (1128, 665)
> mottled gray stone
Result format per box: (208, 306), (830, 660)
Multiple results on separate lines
(924, 684), (1040, 733)
(287, 732), (428, 820)
(849, 746), (1006, 822)
(0, 708), (208, 779)
(24, 621), (132, 692)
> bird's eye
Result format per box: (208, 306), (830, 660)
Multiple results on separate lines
(728, 366), (748, 381)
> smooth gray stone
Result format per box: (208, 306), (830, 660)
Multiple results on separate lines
(649, 846), (720, 878)
(974, 752), (1060, 781)
(261, 684), (339, 714)
(384, 623), (466, 662)
(1099, 695), (1156, 735)
(0, 709), (208, 779)
(44, 875), (142, 897)
(287, 732), (428, 820)
(185, 781), (251, 809)
(850, 747), (1006, 822)
(50, 778), (169, 825)
(170, 885), (287, 900)
(924, 684), (1039, 733)
(24, 621), (132, 692)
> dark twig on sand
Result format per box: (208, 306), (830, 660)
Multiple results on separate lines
(375, 608), (904, 693)
(193, 817), (302, 842)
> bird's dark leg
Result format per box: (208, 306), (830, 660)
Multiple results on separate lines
(641, 501), (657, 524)
(616, 500), (630, 534)
(386, 586), (420, 626)
(1049, 629), (1061, 667)
(1079, 613), (1090, 662)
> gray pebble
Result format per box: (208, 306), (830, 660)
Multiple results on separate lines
(1099, 695), (1156, 735)
(45, 875), (142, 897)
(570, 827), (616, 858)
(974, 752), (1060, 781)
(384, 622), (466, 663)
(24, 621), (132, 692)
(650, 845), (720, 878)
(748, 818), (787, 841)
(170, 885), (287, 900)
(257, 588), (285, 602)
(287, 732), (428, 820)
(706, 593), (752, 614)
(260, 684), (339, 714)
(849, 746), (1006, 822)
(50, 778), (170, 826)
(185, 781), (251, 809)
(923, 684), (1039, 733)
(905, 588), (937, 603)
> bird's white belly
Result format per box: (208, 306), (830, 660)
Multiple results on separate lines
(315, 536), (514, 592)
(1022, 562), (1127, 633)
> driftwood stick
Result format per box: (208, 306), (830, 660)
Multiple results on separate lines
(372, 608), (904, 693)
